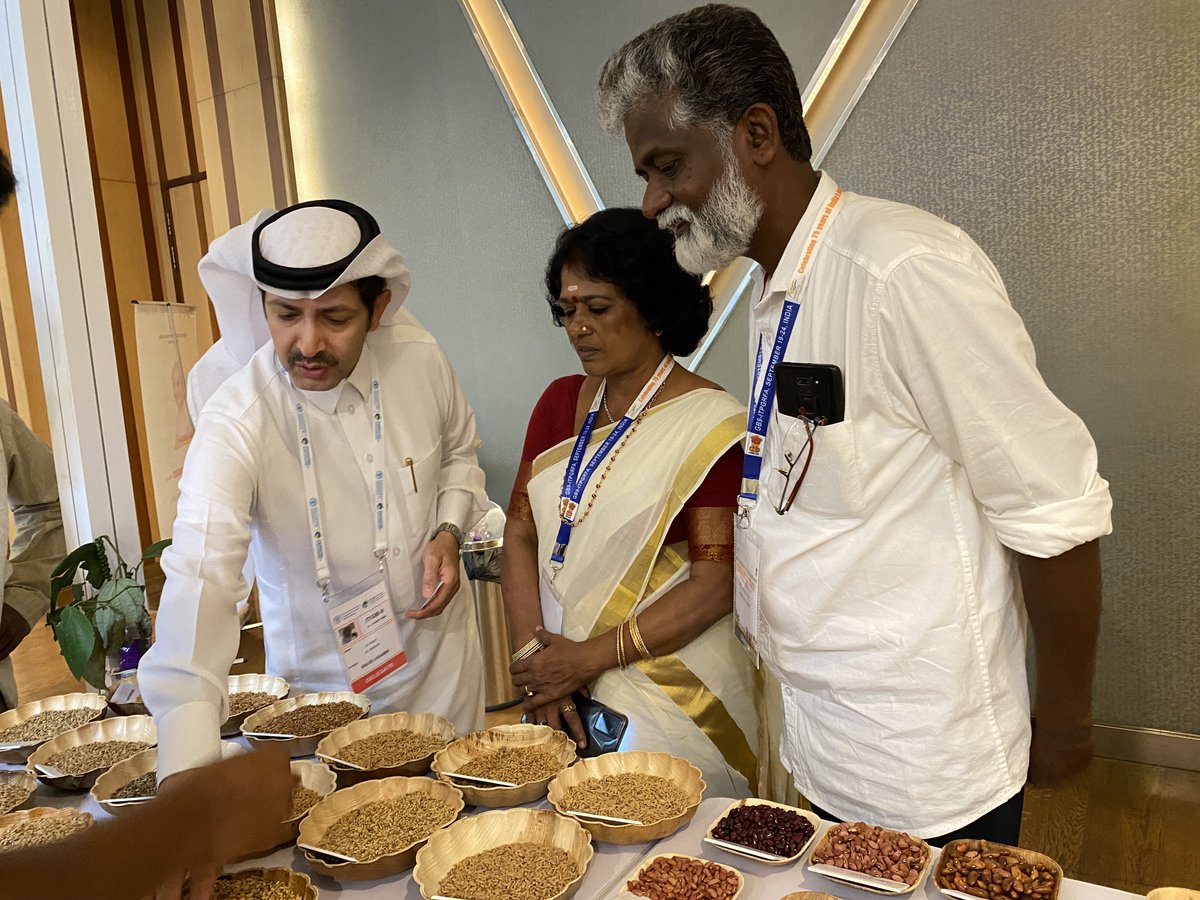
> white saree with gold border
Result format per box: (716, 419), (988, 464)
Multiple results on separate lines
(528, 387), (758, 797)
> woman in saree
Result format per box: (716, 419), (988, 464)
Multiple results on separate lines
(503, 207), (757, 797)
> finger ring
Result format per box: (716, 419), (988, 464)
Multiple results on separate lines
(524, 686), (534, 697)
(561, 702), (576, 713)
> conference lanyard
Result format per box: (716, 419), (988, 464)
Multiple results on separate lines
(551, 354), (675, 569)
(738, 188), (843, 522)
(290, 359), (388, 595)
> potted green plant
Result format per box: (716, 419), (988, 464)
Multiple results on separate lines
(47, 535), (171, 690)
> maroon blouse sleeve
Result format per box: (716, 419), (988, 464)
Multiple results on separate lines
(521, 375), (586, 462)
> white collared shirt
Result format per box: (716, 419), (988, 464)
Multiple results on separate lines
(749, 174), (1112, 836)
(141, 319), (489, 779)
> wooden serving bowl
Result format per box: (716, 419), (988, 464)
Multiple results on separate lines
(0, 693), (108, 764)
(0, 806), (94, 849)
(546, 749), (704, 844)
(26, 715), (156, 791)
(215, 867), (318, 899)
(934, 839), (1063, 900)
(703, 797), (821, 866)
(92, 746), (158, 815)
(222, 674), (290, 737)
(316, 711), (455, 786)
(0, 771), (37, 815)
(431, 723), (575, 807)
(808, 823), (933, 896)
(413, 808), (593, 900)
(241, 691), (370, 757)
(297, 775), (464, 881)
(625, 852), (744, 899)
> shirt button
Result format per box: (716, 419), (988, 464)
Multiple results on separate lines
(365, 453), (374, 463)
(348, 404), (356, 414)
(392, 547), (402, 557)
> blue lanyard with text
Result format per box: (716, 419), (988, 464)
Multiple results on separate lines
(290, 360), (388, 596)
(551, 355), (675, 569)
(738, 188), (843, 522)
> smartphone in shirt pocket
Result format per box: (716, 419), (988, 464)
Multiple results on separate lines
(770, 362), (864, 518)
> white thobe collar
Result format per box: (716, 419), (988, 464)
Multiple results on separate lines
(763, 172), (841, 299)
(291, 343), (375, 415)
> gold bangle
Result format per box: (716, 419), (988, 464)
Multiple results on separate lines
(615, 621), (627, 669)
(628, 615), (653, 661)
(510, 636), (544, 664)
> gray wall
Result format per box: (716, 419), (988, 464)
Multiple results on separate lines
(277, 0), (849, 501)
(823, 0), (1200, 734)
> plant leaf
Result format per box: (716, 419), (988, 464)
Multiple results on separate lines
(101, 578), (146, 628)
(54, 605), (96, 681)
(49, 544), (98, 607)
(81, 644), (107, 691)
(93, 606), (118, 651)
(142, 539), (172, 560)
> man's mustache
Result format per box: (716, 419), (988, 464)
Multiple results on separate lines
(288, 352), (337, 367)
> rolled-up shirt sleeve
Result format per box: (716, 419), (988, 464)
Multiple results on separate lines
(430, 345), (488, 534)
(138, 411), (257, 779)
(876, 246), (1112, 558)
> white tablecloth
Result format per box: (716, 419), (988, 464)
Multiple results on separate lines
(10, 777), (1142, 900)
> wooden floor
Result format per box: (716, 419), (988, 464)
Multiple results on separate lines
(12, 625), (1200, 893)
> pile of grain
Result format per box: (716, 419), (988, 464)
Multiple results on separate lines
(337, 729), (446, 769)
(212, 874), (306, 900)
(47, 741), (151, 776)
(439, 843), (579, 900)
(258, 702), (363, 737)
(457, 746), (560, 784)
(0, 784), (31, 814)
(322, 793), (456, 860)
(288, 786), (320, 820)
(560, 773), (689, 823)
(0, 709), (99, 745)
(0, 812), (91, 853)
(228, 692), (280, 717)
(113, 771), (158, 800)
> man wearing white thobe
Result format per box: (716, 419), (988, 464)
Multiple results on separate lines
(141, 200), (488, 787)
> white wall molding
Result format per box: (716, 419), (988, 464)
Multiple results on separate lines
(0, 0), (140, 555)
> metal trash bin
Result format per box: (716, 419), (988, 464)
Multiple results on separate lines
(463, 506), (521, 711)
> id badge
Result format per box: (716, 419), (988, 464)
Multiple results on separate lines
(733, 525), (761, 667)
(323, 569), (407, 692)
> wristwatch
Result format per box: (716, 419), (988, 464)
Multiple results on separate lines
(431, 522), (464, 548)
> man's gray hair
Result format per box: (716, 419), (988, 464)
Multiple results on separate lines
(597, 4), (811, 161)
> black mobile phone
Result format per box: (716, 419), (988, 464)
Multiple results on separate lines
(774, 362), (845, 424)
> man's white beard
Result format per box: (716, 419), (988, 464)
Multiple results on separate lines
(659, 160), (764, 276)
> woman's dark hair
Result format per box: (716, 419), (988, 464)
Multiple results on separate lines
(544, 207), (713, 356)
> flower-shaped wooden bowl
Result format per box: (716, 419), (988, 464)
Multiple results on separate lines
(241, 691), (369, 757)
(213, 867), (318, 899)
(0, 771), (37, 815)
(222, 674), (290, 737)
(413, 808), (593, 900)
(297, 775), (464, 881)
(316, 711), (455, 786)
(26, 715), (156, 791)
(91, 746), (158, 815)
(431, 723), (576, 807)
(546, 750), (704, 844)
(0, 693), (108, 764)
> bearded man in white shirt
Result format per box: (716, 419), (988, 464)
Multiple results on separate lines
(599, 5), (1112, 845)
(141, 199), (487, 797)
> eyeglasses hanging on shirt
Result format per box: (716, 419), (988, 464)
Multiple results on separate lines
(770, 361), (845, 515)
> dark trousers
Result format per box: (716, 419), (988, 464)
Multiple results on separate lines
(809, 788), (1025, 847)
